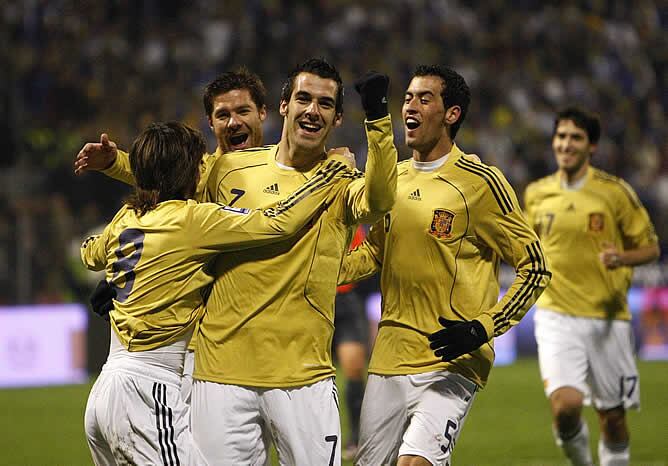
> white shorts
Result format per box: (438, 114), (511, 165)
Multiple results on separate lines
(181, 349), (195, 406)
(534, 308), (640, 410)
(191, 377), (341, 466)
(355, 371), (477, 466)
(85, 360), (206, 466)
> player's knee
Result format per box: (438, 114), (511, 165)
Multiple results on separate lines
(551, 389), (584, 432)
(397, 454), (432, 466)
(598, 406), (628, 443)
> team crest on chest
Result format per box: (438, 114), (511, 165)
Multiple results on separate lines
(429, 209), (455, 239)
(588, 212), (605, 232)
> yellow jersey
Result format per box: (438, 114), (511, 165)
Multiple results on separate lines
(524, 167), (658, 320)
(340, 145), (550, 387)
(80, 164), (345, 352)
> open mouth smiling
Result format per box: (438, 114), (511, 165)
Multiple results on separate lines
(229, 133), (249, 146)
(298, 121), (322, 133)
(405, 117), (420, 130)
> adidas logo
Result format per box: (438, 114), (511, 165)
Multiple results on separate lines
(566, 203), (575, 211)
(263, 183), (280, 195)
(408, 189), (421, 201)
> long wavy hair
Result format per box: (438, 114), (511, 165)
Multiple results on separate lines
(126, 121), (206, 215)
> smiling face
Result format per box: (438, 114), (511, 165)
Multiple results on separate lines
(553, 119), (594, 179)
(402, 75), (461, 160)
(279, 72), (342, 156)
(208, 89), (267, 153)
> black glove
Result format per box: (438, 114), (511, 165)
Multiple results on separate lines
(89, 279), (116, 320)
(354, 71), (390, 121)
(428, 317), (488, 362)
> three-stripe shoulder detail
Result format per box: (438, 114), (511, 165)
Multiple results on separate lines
(592, 172), (642, 209)
(263, 160), (349, 217)
(454, 158), (514, 215)
(493, 241), (551, 333)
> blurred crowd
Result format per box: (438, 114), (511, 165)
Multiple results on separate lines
(0, 0), (666, 304)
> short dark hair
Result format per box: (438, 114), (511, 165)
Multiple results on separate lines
(412, 65), (470, 139)
(280, 58), (344, 115)
(203, 67), (266, 118)
(127, 122), (206, 215)
(553, 107), (601, 144)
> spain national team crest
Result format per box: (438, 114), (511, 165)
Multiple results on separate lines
(429, 209), (455, 239)
(588, 212), (605, 232)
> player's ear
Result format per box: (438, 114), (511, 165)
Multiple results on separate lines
(333, 113), (343, 128)
(259, 105), (268, 122)
(589, 143), (597, 157)
(279, 100), (288, 117)
(207, 116), (213, 129)
(444, 105), (461, 127)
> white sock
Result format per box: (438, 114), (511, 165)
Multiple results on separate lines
(598, 439), (630, 466)
(554, 421), (593, 466)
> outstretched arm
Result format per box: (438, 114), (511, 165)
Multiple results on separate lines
(196, 160), (350, 251)
(74, 133), (135, 185)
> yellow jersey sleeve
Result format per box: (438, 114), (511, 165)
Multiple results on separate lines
(80, 232), (108, 271)
(472, 167), (551, 338)
(339, 217), (385, 284)
(102, 149), (222, 203)
(101, 149), (134, 185)
(613, 178), (658, 248)
(343, 115), (398, 224)
(190, 161), (346, 251)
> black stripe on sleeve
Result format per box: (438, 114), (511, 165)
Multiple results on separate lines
(493, 241), (549, 332)
(455, 158), (514, 215)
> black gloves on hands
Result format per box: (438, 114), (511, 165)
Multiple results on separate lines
(354, 71), (390, 121)
(90, 279), (116, 321)
(428, 317), (488, 362)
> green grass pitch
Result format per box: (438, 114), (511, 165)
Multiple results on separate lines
(1, 359), (666, 465)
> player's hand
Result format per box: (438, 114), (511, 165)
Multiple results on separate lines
(74, 133), (118, 175)
(599, 242), (623, 269)
(428, 317), (488, 362)
(354, 71), (390, 121)
(89, 279), (116, 320)
(327, 147), (356, 169)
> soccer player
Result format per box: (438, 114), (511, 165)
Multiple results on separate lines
(80, 121), (345, 466)
(524, 107), (660, 466)
(339, 65), (551, 466)
(189, 59), (396, 466)
(75, 67), (270, 406)
(78, 58), (398, 465)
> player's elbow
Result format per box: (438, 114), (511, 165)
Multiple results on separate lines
(648, 243), (661, 263)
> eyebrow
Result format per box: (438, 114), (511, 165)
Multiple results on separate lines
(215, 104), (253, 115)
(295, 90), (335, 106)
(405, 90), (436, 98)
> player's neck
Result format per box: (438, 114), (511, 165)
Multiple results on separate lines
(559, 162), (589, 186)
(276, 140), (325, 171)
(412, 137), (453, 163)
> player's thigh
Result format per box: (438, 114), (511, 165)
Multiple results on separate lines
(399, 374), (477, 466)
(191, 380), (268, 465)
(84, 375), (116, 466)
(355, 374), (409, 466)
(587, 320), (640, 410)
(262, 378), (341, 466)
(181, 349), (195, 406)
(93, 370), (201, 465)
(534, 309), (590, 397)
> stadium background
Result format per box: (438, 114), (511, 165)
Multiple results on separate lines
(1, 1), (667, 464)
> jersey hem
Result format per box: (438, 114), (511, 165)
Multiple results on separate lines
(192, 371), (335, 389)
